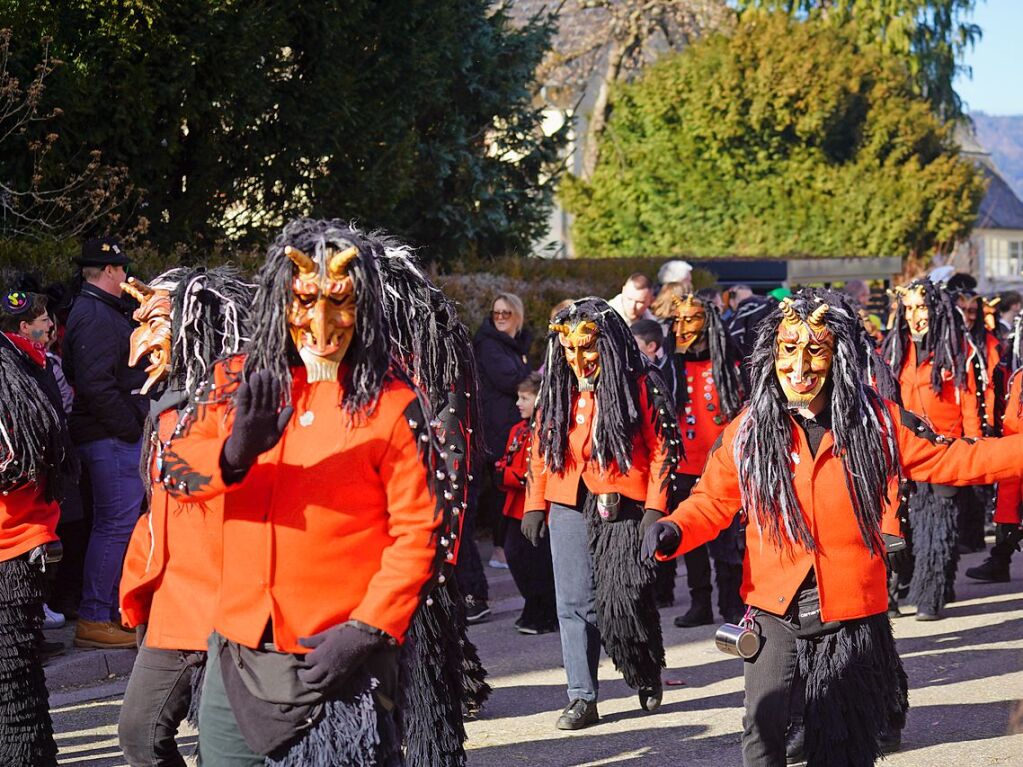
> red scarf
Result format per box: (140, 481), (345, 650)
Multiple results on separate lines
(3, 332), (47, 368)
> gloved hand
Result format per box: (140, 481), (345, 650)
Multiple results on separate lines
(640, 508), (664, 537)
(221, 370), (294, 480)
(521, 510), (547, 547)
(297, 623), (387, 695)
(641, 520), (682, 561)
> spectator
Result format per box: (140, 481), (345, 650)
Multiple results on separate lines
(841, 279), (871, 308)
(497, 372), (557, 635)
(608, 273), (656, 324)
(63, 237), (148, 649)
(464, 292), (533, 621)
(726, 284), (772, 359)
(657, 260), (693, 293)
(998, 290), (1021, 340)
(630, 319), (669, 368)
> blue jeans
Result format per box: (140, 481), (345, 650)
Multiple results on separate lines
(77, 437), (144, 622)
(548, 503), (601, 703)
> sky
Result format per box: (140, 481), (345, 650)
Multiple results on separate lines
(956, 0), (1023, 115)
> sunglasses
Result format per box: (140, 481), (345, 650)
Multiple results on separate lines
(492, 310), (514, 319)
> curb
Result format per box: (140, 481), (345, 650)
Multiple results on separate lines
(44, 646), (136, 691)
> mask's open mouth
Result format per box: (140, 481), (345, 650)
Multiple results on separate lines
(785, 372), (819, 394)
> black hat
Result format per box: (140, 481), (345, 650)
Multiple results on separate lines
(76, 237), (129, 267)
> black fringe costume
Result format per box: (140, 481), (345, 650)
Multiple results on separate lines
(535, 298), (683, 694)
(183, 219), (479, 767)
(883, 279), (972, 615)
(0, 332), (77, 767)
(739, 291), (910, 766)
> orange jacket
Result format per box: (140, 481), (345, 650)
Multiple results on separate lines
(525, 375), (670, 513)
(995, 371), (1023, 525)
(497, 420), (531, 520)
(661, 401), (1023, 622)
(675, 357), (731, 476)
(120, 406), (223, 651)
(161, 361), (442, 652)
(0, 486), (59, 563)
(896, 344), (981, 439)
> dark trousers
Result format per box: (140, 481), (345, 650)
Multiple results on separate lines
(455, 475), (489, 602)
(548, 503), (601, 702)
(684, 545), (713, 607)
(197, 639), (263, 767)
(742, 611), (803, 767)
(504, 518), (556, 626)
(118, 635), (204, 767)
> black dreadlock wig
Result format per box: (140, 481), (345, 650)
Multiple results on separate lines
(735, 289), (900, 556)
(149, 266), (254, 399)
(244, 218), (391, 414)
(537, 297), (676, 476)
(673, 296), (744, 420)
(830, 292), (902, 404)
(0, 335), (77, 503)
(882, 278), (969, 394)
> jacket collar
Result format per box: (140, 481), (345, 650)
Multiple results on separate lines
(79, 282), (129, 313)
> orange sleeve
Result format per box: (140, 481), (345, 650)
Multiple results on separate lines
(640, 377), (670, 513)
(896, 405), (1023, 485)
(349, 403), (442, 641)
(524, 414), (549, 513)
(119, 513), (155, 627)
(659, 424), (743, 558)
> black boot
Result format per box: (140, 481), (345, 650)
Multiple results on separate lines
(638, 680), (662, 712)
(785, 718), (806, 766)
(966, 523), (1021, 583)
(674, 596), (713, 628)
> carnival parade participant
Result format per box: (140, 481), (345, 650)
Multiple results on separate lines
(0, 291), (79, 766)
(116, 267), (253, 767)
(883, 279), (980, 620)
(968, 311), (1023, 583)
(523, 297), (682, 730)
(665, 292), (746, 628)
(159, 218), (458, 766)
(496, 372), (557, 635)
(643, 289), (1023, 767)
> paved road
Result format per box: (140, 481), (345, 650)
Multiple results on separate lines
(52, 545), (1023, 766)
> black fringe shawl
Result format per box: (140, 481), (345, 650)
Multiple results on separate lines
(734, 290), (900, 556)
(882, 278), (969, 394)
(584, 494), (664, 690)
(0, 336), (77, 503)
(797, 613), (908, 767)
(672, 299), (744, 421)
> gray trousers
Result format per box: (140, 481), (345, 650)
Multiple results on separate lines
(548, 503), (601, 703)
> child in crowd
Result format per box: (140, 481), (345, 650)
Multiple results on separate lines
(497, 372), (557, 634)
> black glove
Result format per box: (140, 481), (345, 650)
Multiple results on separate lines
(521, 510), (547, 547)
(641, 520), (682, 561)
(640, 508), (664, 537)
(221, 370), (294, 480)
(297, 623), (386, 695)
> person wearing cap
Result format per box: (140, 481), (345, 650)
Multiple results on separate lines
(63, 237), (149, 649)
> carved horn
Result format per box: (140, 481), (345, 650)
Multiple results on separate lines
(285, 245), (316, 277)
(549, 323), (571, 335)
(327, 246), (358, 281)
(122, 277), (155, 304)
(808, 304), (829, 326)
(779, 297), (799, 323)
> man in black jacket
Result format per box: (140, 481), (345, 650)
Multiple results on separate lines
(62, 237), (148, 649)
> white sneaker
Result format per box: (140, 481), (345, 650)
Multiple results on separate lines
(42, 604), (65, 630)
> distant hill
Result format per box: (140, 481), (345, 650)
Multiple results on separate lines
(972, 112), (1023, 199)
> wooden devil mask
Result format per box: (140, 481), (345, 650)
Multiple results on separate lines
(550, 319), (600, 391)
(671, 294), (707, 353)
(285, 243), (357, 382)
(898, 285), (929, 342)
(775, 299), (833, 409)
(123, 277), (173, 395)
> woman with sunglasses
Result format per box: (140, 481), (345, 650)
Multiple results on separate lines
(462, 293), (533, 622)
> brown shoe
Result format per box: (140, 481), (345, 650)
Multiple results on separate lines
(73, 619), (137, 649)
